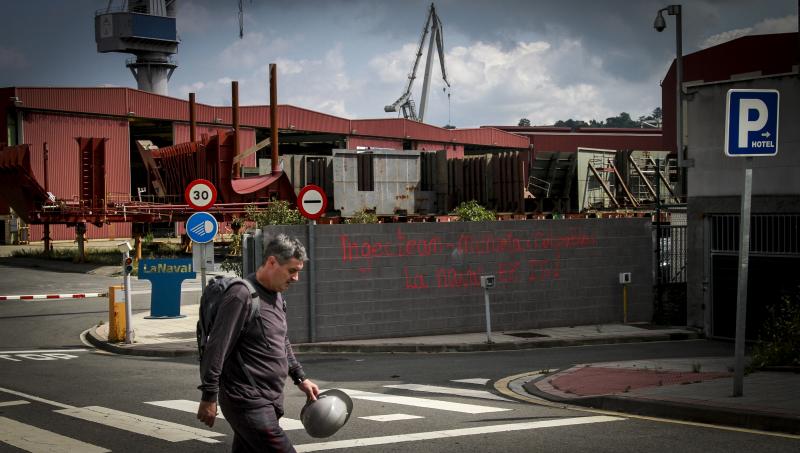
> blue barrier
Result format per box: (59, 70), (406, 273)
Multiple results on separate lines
(138, 258), (196, 318)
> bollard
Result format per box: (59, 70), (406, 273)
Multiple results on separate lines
(108, 285), (126, 342)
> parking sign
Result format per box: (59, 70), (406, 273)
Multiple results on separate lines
(725, 89), (779, 157)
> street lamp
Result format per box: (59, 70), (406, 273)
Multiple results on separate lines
(654, 4), (685, 201)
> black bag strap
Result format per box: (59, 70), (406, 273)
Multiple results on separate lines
(230, 278), (267, 389)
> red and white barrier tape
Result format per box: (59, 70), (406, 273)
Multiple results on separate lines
(0, 292), (107, 301)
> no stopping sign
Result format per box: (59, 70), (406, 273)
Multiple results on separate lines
(297, 185), (327, 220)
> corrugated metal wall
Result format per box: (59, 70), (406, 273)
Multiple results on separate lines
(22, 112), (131, 240)
(16, 87), (128, 117)
(347, 136), (402, 149)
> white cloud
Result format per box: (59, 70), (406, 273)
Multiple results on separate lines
(173, 33), (660, 127)
(412, 38), (656, 127)
(700, 14), (798, 49)
(369, 43), (420, 84)
(218, 32), (291, 70)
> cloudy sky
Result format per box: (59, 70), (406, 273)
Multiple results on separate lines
(0, 1), (796, 128)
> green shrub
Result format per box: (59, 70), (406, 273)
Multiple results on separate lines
(749, 286), (800, 369)
(345, 209), (379, 224)
(220, 255), (244, 277)
(11, 248), (123, 265)
(451, 200), (496, 222)
(245, 201), (305, 227)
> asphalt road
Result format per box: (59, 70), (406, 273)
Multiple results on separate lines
(1, 263), (798, 452)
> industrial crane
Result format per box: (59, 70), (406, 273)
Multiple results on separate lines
(384, 3), (450, 123)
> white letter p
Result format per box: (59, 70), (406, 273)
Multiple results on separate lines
(738, 99), (768, 147)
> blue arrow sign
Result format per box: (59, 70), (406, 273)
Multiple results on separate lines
(725, 89), (779, 157)
(186, 211), (218, 244)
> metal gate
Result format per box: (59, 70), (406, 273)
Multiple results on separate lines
(709, 214), (800, 339)
(653, 208), (687, 325)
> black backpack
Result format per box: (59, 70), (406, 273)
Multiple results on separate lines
(197, 276), (264, 387)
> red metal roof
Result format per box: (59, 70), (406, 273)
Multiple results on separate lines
(5, 87), (528, 150)
(492, 125), (664, 152)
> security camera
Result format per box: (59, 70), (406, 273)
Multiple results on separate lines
(653, 11), (667, 32)
(117, 241), (132, 253)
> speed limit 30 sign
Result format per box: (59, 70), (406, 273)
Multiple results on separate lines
(297, 185), (327, 220)
(185, 179), (218, 211)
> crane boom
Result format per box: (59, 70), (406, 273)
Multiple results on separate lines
(384, 3), (450, 123)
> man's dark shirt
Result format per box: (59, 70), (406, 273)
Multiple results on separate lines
(199, 274), (304, 412)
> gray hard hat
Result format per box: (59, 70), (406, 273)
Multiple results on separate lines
(300, 389), (353, 438)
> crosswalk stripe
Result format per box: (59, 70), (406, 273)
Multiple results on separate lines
(338, 388), (511, 414)
(55, 406), (224, 443)
(0, 416), (110, 453)
(451, 378), (490, 385)
(384, 384), (514, 402)
(144, 399), (305, 431)
(146, 400), (226, 420)
(296, 415), (625, 452)
(359, 414), (424, 422)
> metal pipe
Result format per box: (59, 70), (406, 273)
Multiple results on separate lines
(43, 142), (51, 254)
(189, 92), (197, 143)
(308, 220), (316, 342)
(733, 167), (753, 397)
(269, 64), (280, 175)
(674, 5), (684, 201)
(232, 81), (240, 178)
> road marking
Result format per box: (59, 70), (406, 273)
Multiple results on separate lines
(495, 371), (800, 440)
(0, 349), (89, 355)
(296, 415), (625, 452)
(55, 406), (224, 443)
(359, 414), (424, 422)
(385, 384), (514, 402)
(452, 378), (490, 385)
(145, 399), (305, 431)
(338, 389), (510, 414)
(0, 401), (29, 408)
(0, 386), (74, 410)
(0, 416), (110, 452)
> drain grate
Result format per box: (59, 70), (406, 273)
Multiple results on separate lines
(505, 332), (549, 338)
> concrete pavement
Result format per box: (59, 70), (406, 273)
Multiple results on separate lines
(84, 307), (800, 436)
(3, 248), (796, 436)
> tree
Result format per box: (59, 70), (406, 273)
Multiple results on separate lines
(552, 109), (662, 129)
(554, 119), (588, 129)
(518, 118), (531, 127)
(604, 112), (638, 128)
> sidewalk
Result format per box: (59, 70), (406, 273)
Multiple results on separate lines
(519, 358), (800, 435)
(85, 310), (800, 435)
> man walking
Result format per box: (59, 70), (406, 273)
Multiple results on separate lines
(198, 234), (319, 452)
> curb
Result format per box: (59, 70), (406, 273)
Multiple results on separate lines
(86, 328), (698, 356)
(522, 370), (800, 435)
(85, 325), (197, 358)
(292, 331), (699, 354)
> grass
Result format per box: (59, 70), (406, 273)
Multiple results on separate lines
(11, 248), (123, 265)
(10, 242), (186, 266)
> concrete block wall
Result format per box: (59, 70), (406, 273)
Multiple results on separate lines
(250, 218), (653, 343)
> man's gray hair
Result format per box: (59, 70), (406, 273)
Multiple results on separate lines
(263, 233), (308, 264)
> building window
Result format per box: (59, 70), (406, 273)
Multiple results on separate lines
(357, 152), (374, 191)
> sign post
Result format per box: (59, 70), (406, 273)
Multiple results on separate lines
(725, 89), (779, 397)
(297, 185), (327, 343)
(186, 211), (218, 293)
(185, 179), (219, 294)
